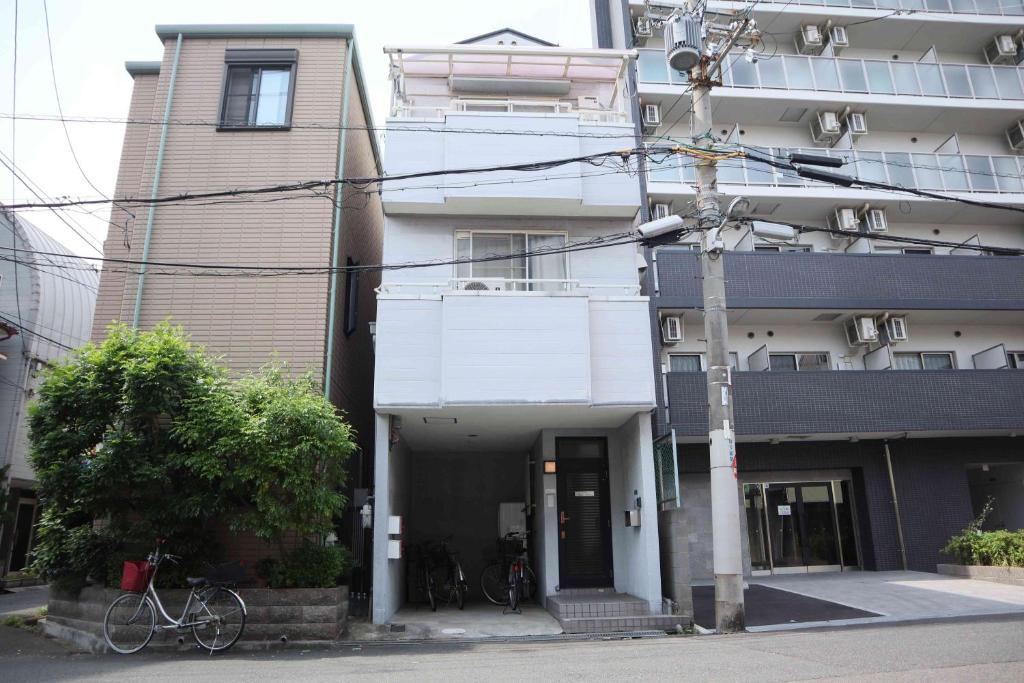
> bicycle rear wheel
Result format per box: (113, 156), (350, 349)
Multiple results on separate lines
(191, 588), (246, 653)
(425, 569), (437, 611)
(480, 563), (507, 605)
(507, 566), (521, 612)
(103, 593), (156, 654)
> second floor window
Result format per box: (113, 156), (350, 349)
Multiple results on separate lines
(769, 353), (830, 371)
(1009, 352), (1024, 369)
(454, 230), (567, 291)
(893, 352), (955, 370)
(220, 49), (297, 129)
(754, 245), (812, 253)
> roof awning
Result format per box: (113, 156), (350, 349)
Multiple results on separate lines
(385, 45), (636, 83)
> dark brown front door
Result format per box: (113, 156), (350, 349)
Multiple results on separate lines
(556, 438), (613, 588)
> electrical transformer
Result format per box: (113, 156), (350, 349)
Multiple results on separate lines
(665, 12), (702, 73)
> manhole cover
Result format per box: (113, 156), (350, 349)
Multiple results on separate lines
(441, 628), (467, 635)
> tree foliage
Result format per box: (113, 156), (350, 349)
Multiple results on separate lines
(28, 323), (355, 589)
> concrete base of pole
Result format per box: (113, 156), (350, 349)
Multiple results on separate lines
(714, 573), (746, 633)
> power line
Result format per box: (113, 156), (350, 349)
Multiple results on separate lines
(0, 313), (76, 351)
(9, 0), (26, 353)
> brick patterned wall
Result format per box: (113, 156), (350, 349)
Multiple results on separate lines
(654, 249), (1024, 311)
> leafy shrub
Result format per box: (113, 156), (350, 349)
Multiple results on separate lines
(943, 497), (1024, 567)
(258, 544), (352, 589)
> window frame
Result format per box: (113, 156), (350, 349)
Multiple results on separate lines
(768, 352), (832, 371)
(893, 351), (957, 370)
(753, 244), (813, 253)
(1006, 351), (1024, 369)
(667, 352), (740, 372)
(218, 49), (299, 131)
(343, 257), (359, 337)
(453, 229), (571, 289)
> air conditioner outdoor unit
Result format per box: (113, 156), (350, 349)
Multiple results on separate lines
(844, 112), (868, 136)
(845, 316), (879, 346)
(883, 316), (909, 343)
(635, 16), (654, 40)
(1007, 120), (1024, 151)
(828, 207), (860, 233)
(795, 25), (824, 55)
(651, 202), (672, 220)
(860, 207), (888, 233)
(829, 26), (849, 54)
(811, 111), (841, 144)
(661, 315), (683, 344)
(577, 95), (601, 110)
(985, 35), (1018, 65)
(642, 103), (661, 132)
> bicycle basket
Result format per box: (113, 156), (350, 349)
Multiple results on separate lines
(120, 560), (153, 592)
(499, 536), (526, 556)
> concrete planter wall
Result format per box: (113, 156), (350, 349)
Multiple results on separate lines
(45, 585), (349, 652)
(937, 564), (1024, 587)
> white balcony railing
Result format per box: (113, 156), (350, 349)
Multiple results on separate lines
(646, 147), (1024, 194)
(637, 49), (1024, 100)
(728, 0), (1024, 16)
(378, 279), (642, 296)
(392, 98), (630, 122)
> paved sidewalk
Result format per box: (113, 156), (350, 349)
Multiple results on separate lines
(351, 603), (563, 640)
(0, 585), (49, 617)
(750, 571), (1024, 630)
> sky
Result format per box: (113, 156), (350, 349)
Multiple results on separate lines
(0, 0), (595, 257)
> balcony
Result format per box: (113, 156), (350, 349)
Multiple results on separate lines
(381, 113), (639, 217)
(374, 290), (655, 409)
(665, 369), (1024, 438)
(654, 251), (1024, 310)
(646, 147), (1024, 195)
(638, 50), (1024, 101)
(722, 0), (1024, 15)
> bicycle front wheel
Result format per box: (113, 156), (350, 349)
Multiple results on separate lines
(507, 568), (521, 612)
(103, 593), (156, 655)
(192, 588), (246, 653)
(480, 564), (507, 605)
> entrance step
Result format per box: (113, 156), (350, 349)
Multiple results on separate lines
(547, 590), (685, 634)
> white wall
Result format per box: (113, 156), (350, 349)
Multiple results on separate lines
(372, 413), (412, 624)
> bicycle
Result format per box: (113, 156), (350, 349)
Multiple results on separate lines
(414, 536), (468, 611)
(480, 532), (535, 610)
(102, 541), (247, 655)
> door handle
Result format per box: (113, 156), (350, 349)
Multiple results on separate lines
(560, 511), (570, 524)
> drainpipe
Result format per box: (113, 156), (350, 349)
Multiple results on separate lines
(132, 33), (182, 328)
(883, 441), (908, 570)
(323, 37), (355, 398)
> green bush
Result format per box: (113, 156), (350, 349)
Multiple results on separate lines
(942, 497), (1024, 567)
(258, 544), (352, 589)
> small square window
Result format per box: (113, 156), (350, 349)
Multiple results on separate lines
(219, 49), (297, 129)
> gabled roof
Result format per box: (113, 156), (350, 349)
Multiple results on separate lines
(457, 28), (556, 47)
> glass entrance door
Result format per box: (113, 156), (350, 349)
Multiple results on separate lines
(746, 479), (859, 575)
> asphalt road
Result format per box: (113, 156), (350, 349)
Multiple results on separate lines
(2, 614), (1023, 682)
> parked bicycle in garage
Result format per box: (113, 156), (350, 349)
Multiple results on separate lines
(480, 532), (535, 612)
(414, 536), (468, 611)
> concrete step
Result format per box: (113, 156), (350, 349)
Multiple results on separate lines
(558, 613), (687, 634)
(546, 592), (651, 618)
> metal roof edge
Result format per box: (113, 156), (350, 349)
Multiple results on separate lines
(125, 61), (161, 76)
(155, 24), (356, 39)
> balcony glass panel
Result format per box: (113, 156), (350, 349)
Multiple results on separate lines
(719, 158), (747, 184)
(670, 67), (689, 86)
(994, 68), (1024, 99)
(965, 156), (998, 192)
(647, 156), (681, 183)
(993, 157), (1024, 192)
(968, 66), (999, 98)
(811, 59), (841, 91)
(838, 60), (869, 92)
(938, 154), (969, 191)
(680, 161), (696, 184)
(855, 151), (888, 184)
(912, 154), (944, 189)
(865, 62), (895, 94)
(916, 63), (946, 96)
(891, 62), (920, 95)
(885, 153), (917, 189)
(925, 0), (952, 8)
(638, 50), (669, 84)
(786, 57), (814, 89)
(760, 58), (787, 89)
(745, 150), (776, 184)
(730, 59), (759, 87)
(942, 64), (973, 97)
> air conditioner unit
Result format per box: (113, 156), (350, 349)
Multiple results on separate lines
(642, 103), (661, 131)
(1007, 120), (1024, 152)
(795, 25), (824, 56)
(984, 35), (1018, 65)
(577, 96), (601, 110)
(843, 112), (868, 136)
(810, 111), (841, 144)
(661, 315), (683, 344)
(651, 202), (672, 220)
(845, 316), (879, 346)
(859, 207), (888, 233)
(883, 316), (909, 343)
(828, 207), (860, 233)
(635, 16), (654, 40)
(829, 26), (849, 54)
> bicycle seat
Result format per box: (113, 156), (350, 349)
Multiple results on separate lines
(186, 576), (208, 587)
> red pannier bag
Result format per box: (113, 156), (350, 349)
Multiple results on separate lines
(120, 560), (153, 592)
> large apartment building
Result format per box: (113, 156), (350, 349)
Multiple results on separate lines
(594, 1), (1024, 595)
(97, 25), (384, 562)
(369, 29), (681, 631)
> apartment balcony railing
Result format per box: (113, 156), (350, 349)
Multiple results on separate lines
(665, 369), (1024, 437)
(392, 99), (629, 123)
(646, 146), (1024, 195)
(727, 0), (1024, 16)
(637, 49), (1024, 100)
(378, 279), (643, 296)
(654, 251), (1024, 310)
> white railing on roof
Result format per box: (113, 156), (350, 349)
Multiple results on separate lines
(377, 279), (641, 296)
(392, 99), (629, 123)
